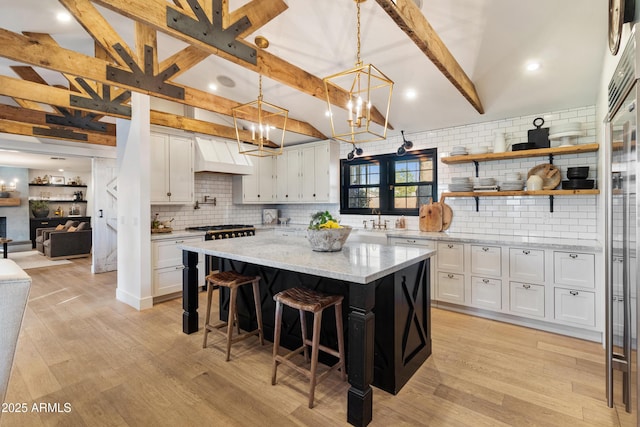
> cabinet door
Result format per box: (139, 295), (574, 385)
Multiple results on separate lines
(275, 154), (289, 202)
(258, 156), (275, 202)
(150, 132), (170, 202)
(471, 277), (501, 310)
(153, 237), (203, 269)
(509, 282), (545, 317)
(153, 266), (185, 296)
(437, 242), (464, 272)
(167, 136), (194, 203)
(509, 248), (544, 283)
(553, 252), (595, 289)
(313, 143), (330, 202)
(285, 149), (300, 201)
(300, 145), (317, 202)
(242, 169), (260, 202)
(471, 245), (502, 277)
(554, 288), (595, 326)
(437, 272), (464, 303)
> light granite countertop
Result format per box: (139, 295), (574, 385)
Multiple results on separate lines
(178, 234), (434, 284)
(150, 229), (205, 241)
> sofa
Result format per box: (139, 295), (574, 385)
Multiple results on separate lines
(0, 259), (31, 411)
(42, 222), (92, 260)
(35, 220), (79, 254)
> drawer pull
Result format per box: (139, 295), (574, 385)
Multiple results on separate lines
(523, 250), (530, 255)
(447, 273), (454, 279)
(482, 279), (490, 284)
(570, 290), (579, 296)
(408, 239), (416, 243)
(523, 284), (531, 289)
(175, 240), (184, 244)
(447, 244), (454, 249)
(482, 247), (489, 252)
(569, 253), (578, 259)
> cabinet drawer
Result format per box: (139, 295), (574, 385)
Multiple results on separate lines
(554, 288), (595, 326)
(389, 237), (434, 248)
(471, 245), (502, 277)
(471, 277), (501, 310)
(553, 252), (595, 289)
(437, 272), (464, 303)
(153, 265), (184, 296)
(437, 242), (464, 272)
(509, 282), (545, 318)
(153, 236), (203, 268)
(509, 248), (544, 283)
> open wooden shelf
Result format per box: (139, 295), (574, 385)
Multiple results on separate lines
(441, 189), (599, 212)
(0, 198), (20, 206)
(441, 143), (599, 164)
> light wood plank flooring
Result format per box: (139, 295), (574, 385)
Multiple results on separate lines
(0, 258), (627, 426)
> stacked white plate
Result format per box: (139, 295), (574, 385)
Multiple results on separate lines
(500, 180), (525, 191)
(468, 146), (489, 155)
(449, 177), (473, 192)
(549, 122), (583, 140)
(450, 146), (467, 156)
(478, 177), (496, 186)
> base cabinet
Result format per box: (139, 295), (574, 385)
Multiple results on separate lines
(437, 272), (464, 303)
(471, 277), (501, 310)
(152, 236), (204, 298)
(554, 288), (595, 326)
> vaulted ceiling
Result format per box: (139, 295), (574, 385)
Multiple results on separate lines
(0, 0), (607, 155)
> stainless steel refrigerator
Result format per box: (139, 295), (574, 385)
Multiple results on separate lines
(606, 25), (640, 421)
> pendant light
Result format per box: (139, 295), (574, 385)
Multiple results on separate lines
(232, 37), (287, 157)
(323, 0), (393, 148)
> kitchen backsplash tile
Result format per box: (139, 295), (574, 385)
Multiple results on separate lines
(153, 105), (598, 241)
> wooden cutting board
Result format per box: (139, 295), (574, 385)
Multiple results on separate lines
(441, 202), (453, 230)
(419, 200), (443, 232)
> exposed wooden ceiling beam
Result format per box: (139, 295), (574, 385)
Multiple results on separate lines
(89, 0), (391, 129)
(375, 0), (484, 114)
(0, 29), (326, 139)
(0, 119), (115, 146)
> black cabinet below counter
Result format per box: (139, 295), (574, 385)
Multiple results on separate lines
(30, 217), (91, 248)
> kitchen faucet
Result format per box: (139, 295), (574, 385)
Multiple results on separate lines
(371, 209), (386, 229)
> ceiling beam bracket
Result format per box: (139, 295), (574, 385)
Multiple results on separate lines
(106, 44), (184, 100)
(70, 78), (132, 116)
(45, 108), (107, 133)
(33, 127), (89, 141)
(167, 0), (257, 65)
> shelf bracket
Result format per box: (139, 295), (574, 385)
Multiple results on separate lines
(549, 195), (554, 213)
(474, 196), (479, 212)
(473, 160), (479, 177)
(548, 154), (554, 164)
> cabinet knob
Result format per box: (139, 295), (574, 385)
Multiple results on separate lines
(167, 192), (171, 196)
(482, 247), (489, 252)
(569, 290), (579, 296)
(523, 250), (530, 255)
(482, 279), (489, 283)
(447, 273), (454, 279)
(569, 253), (578, 259)
(523, 284), (531, 289)
(448, 244), (454, 249)
(257, 194), (260, 198)
(313, 193), (316, 197)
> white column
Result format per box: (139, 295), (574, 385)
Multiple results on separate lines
(115, 93), (153, 310)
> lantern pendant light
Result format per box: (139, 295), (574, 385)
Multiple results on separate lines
(323, 0), (393, 146)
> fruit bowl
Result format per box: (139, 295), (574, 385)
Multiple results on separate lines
(306, 226), (352, 252)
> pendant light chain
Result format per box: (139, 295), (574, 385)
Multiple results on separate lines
(258, 74), (263, 100)
(356, 0), (362, 67)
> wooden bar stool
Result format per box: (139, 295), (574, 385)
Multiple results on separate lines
(271, 287), (346, 408)
(202, 270), (264, 361)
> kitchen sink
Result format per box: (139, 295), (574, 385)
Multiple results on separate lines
(349, 229), (389, 245)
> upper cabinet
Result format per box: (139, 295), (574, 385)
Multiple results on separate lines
(151, 132), (194, 204)
(235, 140), (339, 205)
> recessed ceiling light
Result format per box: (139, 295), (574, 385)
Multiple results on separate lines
(208, 83), (218, 91)
(405, 89), (417, 100)
(56, 11), (72, 23)
(58, 169), (64, 172)
(325, 110), (332, 117)
(526, 61), (541, 72)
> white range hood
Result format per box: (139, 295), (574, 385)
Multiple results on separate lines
(194, 136), (254, 175)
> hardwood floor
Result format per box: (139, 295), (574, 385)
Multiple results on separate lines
(0, 258), (624, 426)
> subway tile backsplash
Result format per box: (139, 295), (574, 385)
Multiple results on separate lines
(154, 105), (599, 241)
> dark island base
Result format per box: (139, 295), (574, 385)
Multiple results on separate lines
(182, 252), (432, 427)
(211, 257), (432, 395)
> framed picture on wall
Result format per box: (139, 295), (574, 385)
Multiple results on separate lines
(50, 176), (65, 185)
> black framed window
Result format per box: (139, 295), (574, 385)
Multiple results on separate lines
(340, 148), (437, 215)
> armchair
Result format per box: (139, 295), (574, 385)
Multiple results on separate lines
(42, 222), (92, 260)
(35, 220), (79, 254)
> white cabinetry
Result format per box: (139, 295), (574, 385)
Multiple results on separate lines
(471, 277), (501, 310)
(437, 272), (465, 303)
(233, 156), (275, 203)
(552, 251), (596, 327)
(275, 150), (300, 202)
(471, 245), (501, 277)
(436, 242), (464, 303)
(437, 242), (464, 271)
(150, 132), (194, 204)
(554, 288), (595, 326)
(152, 235), (204, 298)
(553, 252), (595, 289)
(509, 248), (544, 283)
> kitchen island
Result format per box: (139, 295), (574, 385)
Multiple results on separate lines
(179, 234), (434, 427)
